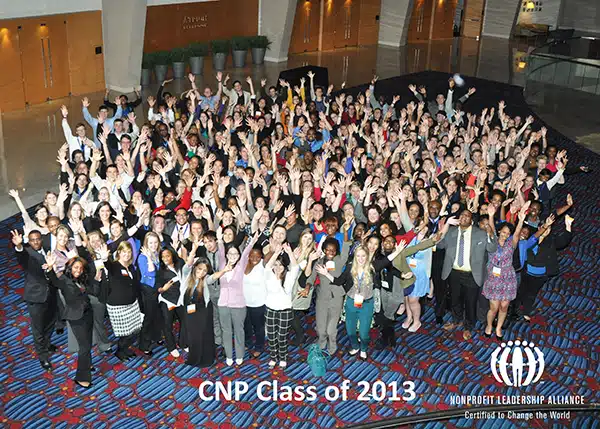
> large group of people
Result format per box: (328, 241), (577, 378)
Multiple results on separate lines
(10, 70), (585, 388)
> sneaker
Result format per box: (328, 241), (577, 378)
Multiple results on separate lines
(235, 358), (243, 365)
(268, 360), (276, 369)
(170, 349), (180, 358)
(348, 349), (359, 356)
(278, 361), (287, 368)
(184, 348), (189, 352)
(226, 358), (234, 366)
(359, 351), (367, 360)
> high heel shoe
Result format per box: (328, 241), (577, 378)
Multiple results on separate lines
(495, 334), (504, 341)
(484, 331), (492, 338)
(74, 379), (93, 389)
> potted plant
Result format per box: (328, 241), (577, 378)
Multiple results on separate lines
(250, 35), (271, 65)
(188, 42), (208, 75)
(211, 39), (230, 70)
(141, 53), (154, 86)
(171, 47), (189, 79)
(154, 50), (171, 82)
(231, 36), (250, 68)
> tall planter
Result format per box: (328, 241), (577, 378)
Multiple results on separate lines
(211, 40), (230, 71)
(141, 68), (151, 86)
(170, 47), (189, 79)
(232, 50), (247, 68)
(213, 53), (227, 70)
(172, 62), (186, 79)
(153, 51), (171, 83)
(251, 47), (266, 65)
(249, 36), (271, 65)
(154, 65), (168, 82)
(189, 56), (204, 75)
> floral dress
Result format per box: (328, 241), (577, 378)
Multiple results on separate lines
(482, 239), (517, 301)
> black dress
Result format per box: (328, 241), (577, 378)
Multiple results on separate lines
(184, 283), (215, 368)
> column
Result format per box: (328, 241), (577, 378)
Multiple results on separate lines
(102, 0), (147, 92)
(481, 0), (521, 38)
(259, 0), (297, 62)
(378, 0), (414, 47)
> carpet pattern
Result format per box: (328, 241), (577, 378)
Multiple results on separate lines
(1, 71), (599, 429)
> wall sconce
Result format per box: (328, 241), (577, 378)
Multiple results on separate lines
(518, 61), (527, 69)
(526, 1), (535, 10)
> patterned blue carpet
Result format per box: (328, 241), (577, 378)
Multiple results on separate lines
(1, 72), (599, 428)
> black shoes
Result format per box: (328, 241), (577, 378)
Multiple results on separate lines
(56, 328), (64, 335)
(436, 316), (444, 325)
(40, 359), (52, 371)
(48, 344), (58, 353)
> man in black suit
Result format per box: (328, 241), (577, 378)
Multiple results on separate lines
(12, 230), (57, 370)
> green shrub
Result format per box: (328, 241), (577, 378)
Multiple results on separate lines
(171, 47), (189, 62)
(188, 42), (209, 57)
(154, 50), (171, 65)
(230, 36), (251, 51)
(142, 52), (154, 69)
(211, 39), (230, 54)
(249, 35), (271, 50)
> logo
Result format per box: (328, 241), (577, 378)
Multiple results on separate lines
(490, 340), (545, 387)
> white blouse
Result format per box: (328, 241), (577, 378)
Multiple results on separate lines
(243, 263), (267, 308)
(264, 266), (300, 311)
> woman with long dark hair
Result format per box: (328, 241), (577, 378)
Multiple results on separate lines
(263, 243), (299, 368)
(156, 247), (188, 357)
(44, 254), (96, 388)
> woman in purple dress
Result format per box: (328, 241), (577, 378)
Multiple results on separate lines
(482, 202), (530, 340)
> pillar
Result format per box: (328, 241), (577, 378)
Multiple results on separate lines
(259, 0), (297, 62)
(378, 0), (414, 47)
(102, 0), (147, 92)
(481, 0), (521, 38)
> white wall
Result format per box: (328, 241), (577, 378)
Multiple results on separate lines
(0, 0), (101, 19)
(482, 0), (521, 38)
(560, 0), (600, 34)
(517, 0), (562, 29)
(0, 0), (215, 19)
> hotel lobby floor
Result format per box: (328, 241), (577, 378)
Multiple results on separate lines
(0, 36), (597, 220)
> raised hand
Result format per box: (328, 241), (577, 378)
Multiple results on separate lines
(61, 105), (68, 118)
(11, 230), (23, 247)
(82, 97), (90, 108)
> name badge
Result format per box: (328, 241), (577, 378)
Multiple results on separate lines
(121, 269), (130, 277)
(408, 258), (418, 268)
(187, 304), (196, 314)
(492, 267), (501, 277)
(354, 293), (364, 308)
(381, 280), (390, 290)
(326, 261), (335, 271)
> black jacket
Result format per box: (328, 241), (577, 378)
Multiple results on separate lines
(15, 246), (52, 303)
(47, 270), (93, 320)
(525, 231), (572, 277)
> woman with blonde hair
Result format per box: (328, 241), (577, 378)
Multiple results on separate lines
(290, 228), (316, 346)
(334, 245), (376, 360)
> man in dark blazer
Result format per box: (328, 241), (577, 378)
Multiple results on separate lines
(436, 208), (497, 340)
(12, 229), (57, 370)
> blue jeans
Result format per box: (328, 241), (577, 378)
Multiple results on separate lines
(345, 297), (374, 352)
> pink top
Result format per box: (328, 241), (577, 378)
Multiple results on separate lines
(216, 241), (252, 308)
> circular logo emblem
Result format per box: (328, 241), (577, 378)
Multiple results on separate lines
(490, 340), (545, 386)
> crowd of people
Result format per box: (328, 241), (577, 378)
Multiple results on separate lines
(10, 70), (586, 389)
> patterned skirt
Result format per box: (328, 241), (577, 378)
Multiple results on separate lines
(106, 300), (143, 337)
